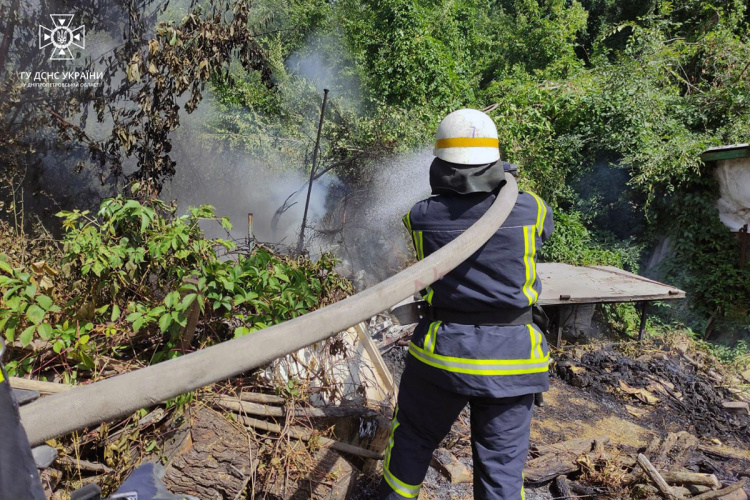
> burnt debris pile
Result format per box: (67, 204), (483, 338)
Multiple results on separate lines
(556, 346), (748, 444)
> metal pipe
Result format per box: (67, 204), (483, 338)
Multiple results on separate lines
(20, 175), (518, 446)
(638, 301), (648, 341)
(297, 88), (329, 253)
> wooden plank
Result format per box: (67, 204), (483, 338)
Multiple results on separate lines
(9, 377), (73, 394)
(354, 322), (395, 397)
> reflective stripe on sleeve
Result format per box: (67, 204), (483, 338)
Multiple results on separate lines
(402, 213), (412, 231)
(527, 191), (547, 238)
(522, 225), (539, 305)
(408, 342), (550, 375)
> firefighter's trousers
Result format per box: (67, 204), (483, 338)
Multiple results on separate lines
(378, 364), (534, 500)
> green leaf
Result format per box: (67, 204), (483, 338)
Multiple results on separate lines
(0, 260), (12, 274)
(95, 304), (110, 315)
(26, 304), (46, 325)
(24, 284), (37, 299)
(19, 326), (35, 347)
(36, 295), (54, 311)
(79, 351), (95, 370)
(37, 323), (53, 340)
(111, 304), (122, 322)
(159, 313), (172, 333)
(53, 340), (65, 353)
(180, 293), (197, 310)
(171, 311), (187, 328)
(234, 326), (252, 337)
(79, 334), (90, 345)
(4, 317), (18, 342)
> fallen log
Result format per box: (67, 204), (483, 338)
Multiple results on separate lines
(637, 453), (680, 500)
(690, 478), (748, 500)
(660, 472), (720, 489)
(229, 412), (383, 460)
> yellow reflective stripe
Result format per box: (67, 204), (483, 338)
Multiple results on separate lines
(528, 226), (538, 303)
(527, 191), (546, 238)
(402, 212), (412, 231)
(424, 286), (434, 305)
(436, 137), (499, 149)
(528, 325), (545, 359)
(403, 214), (420, 260)
(382, 407), (421, 499)
(408, 342), (550, 375)
(535, 329), (544, 359)
(423, 321), (441, 353)
(384, 407), (400, 470)
(521, 472), (526, 500)
(0, 369), (4, 383)
(384, 466), (421, 498)
(411, 231), (424, 261)
(522, 226), (537, 305)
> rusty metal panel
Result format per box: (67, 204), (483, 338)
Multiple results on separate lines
(538, 263), (685, 306)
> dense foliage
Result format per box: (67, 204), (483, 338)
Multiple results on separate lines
(0, 193), (352, 379)
(2, 0), (749, 333)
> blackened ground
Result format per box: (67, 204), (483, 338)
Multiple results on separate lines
(355, 328), (750, 499)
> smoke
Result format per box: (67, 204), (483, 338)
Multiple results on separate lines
(161, 94), (337, 248)
(160, 26), (435, 286)
(318, 149), (434, 288)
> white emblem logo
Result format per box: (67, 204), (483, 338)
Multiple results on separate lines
(39, 14), (85, 61)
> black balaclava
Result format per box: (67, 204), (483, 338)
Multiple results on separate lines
(429, 157), (515, 195)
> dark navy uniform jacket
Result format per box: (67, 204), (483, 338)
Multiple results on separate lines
(402, 188), (554, 398)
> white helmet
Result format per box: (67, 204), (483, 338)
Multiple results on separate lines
(433, 109), (500, 165)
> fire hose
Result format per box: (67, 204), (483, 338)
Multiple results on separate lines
(20, 174), (518, 447)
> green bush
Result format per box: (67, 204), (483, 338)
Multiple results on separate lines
(0, 193), (352, 378)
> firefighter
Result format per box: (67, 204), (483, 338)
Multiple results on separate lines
(379, 108), (553, 500)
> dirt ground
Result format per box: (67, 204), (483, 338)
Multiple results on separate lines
(367, 335), (750, 500)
